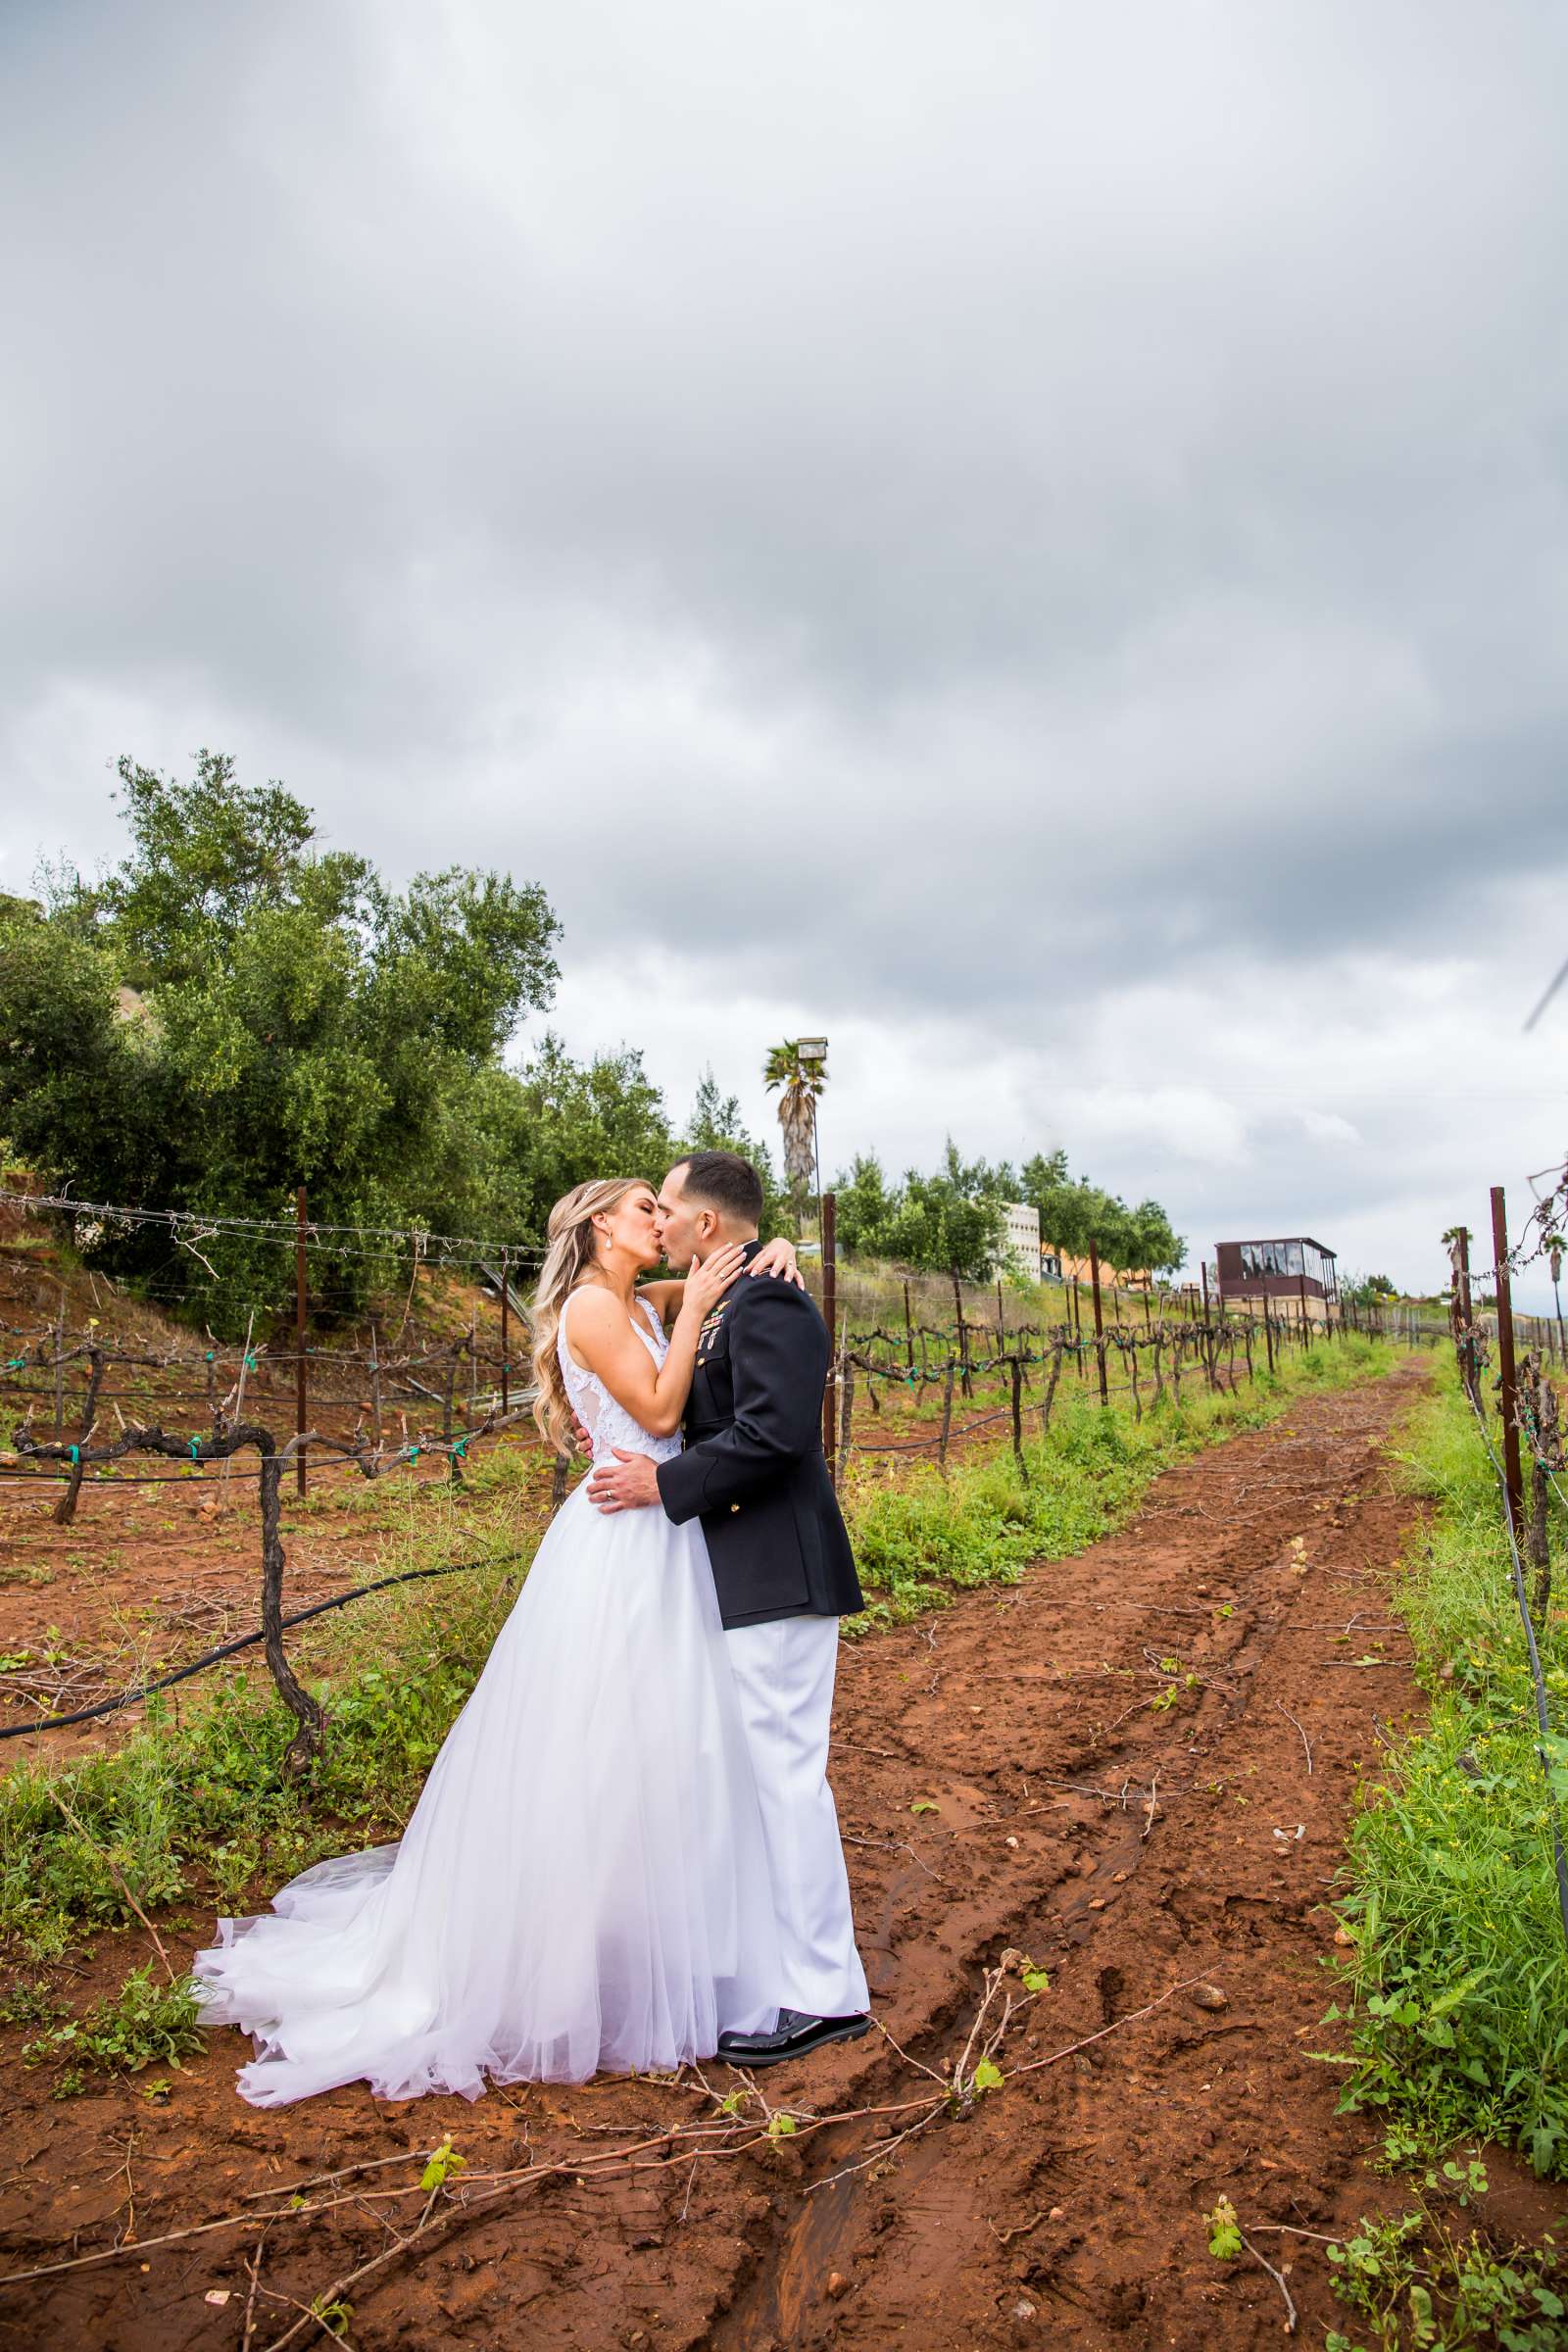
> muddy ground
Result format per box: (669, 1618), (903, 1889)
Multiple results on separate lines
(1, 1359), (1559, 2351)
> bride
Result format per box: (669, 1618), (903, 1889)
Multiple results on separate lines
(192, 1177), (800, 2103)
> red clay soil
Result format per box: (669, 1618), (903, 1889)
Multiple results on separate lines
(1, 1361), (1560, 2351)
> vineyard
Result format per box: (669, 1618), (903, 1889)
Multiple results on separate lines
(0, 1180), (1563, 2349)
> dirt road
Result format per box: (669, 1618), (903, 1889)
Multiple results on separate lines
(3, 1360), (1555, 2350)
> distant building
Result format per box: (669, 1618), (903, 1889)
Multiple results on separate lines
(1002, 1201), (1041, 1281)
(1215, 1236), (1339, 1323)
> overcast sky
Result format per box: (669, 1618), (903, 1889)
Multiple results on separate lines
(5, 2), (1567, 1302)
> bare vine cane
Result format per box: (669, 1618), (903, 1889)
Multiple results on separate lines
(1039, 1337), (1064, 1435)
(51, 1342), (104, 1529)
(838, 1330), (856, 1472)
(937, 1357), (956, 1476)
(1517, 1348), (1562, 1624)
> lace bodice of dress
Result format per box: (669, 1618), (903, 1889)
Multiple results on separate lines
(557, 1291), (683, 1466)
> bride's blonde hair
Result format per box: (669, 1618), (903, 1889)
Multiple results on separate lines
(530, 1177), (648, 1459)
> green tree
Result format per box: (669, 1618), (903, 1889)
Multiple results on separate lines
(1018, 1151), (1183, 1277)
(680, 1068), (787, 1235)
(831, 1142), (1011, 1279)
(498, 1037), (679, 1228)
(832, 1152), (902, 1257)
(0, 751), (563, 1326)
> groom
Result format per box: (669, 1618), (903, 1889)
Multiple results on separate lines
(587, 1149), (871, 2067)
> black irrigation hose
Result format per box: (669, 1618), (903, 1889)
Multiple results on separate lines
(0, 1549), (528, 1741)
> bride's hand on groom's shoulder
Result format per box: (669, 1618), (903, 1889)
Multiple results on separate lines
(749, 1236), (806, 1289)
(684, 1242), (749, 1317)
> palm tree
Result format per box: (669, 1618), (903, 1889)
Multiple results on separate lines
(763, 1041), (826, 1216)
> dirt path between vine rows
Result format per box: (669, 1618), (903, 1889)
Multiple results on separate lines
(2, 1360), (1559, 2351)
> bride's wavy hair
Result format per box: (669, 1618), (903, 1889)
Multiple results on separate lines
(530, 1177), (649, 1460)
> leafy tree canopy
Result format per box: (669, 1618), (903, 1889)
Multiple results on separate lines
(1, 752), (564, 1326)
(833, 1142), (1185, 1281)
(1343, 1270), (1398, 1305)
(1018, 1151), (1185, 1275)
(683, 1068), (788, 1236)
(832, 1141), (1014, 1279)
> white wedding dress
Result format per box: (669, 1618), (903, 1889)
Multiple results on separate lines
(192, 1293), (781, 2103)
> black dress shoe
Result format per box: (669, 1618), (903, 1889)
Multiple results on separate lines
(716, 2007), (870, 2068)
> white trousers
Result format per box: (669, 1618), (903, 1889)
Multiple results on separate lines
(724, 1614), (870, 2021)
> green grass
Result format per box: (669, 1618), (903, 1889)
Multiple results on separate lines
(0, 1332), (1399, 1961)
(0, 1453), (544, 1958)
(845, 1332), (1400, 1627)
(1325, 1376), (1568, 2178)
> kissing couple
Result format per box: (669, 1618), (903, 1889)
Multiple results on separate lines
(193, 1151), (872, 2101)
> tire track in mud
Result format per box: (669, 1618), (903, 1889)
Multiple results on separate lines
(704, 1363), (1450, 2351)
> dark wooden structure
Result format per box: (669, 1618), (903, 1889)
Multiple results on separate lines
(1215, 1235), (1339, 1316)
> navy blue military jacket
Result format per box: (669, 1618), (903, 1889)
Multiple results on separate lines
(655, 1242), (864, 1630)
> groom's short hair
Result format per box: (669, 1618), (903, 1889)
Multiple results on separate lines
(673, 1151), (764, 1225)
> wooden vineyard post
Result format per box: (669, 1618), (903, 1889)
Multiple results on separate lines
(1200, 1259), (1217, 1392)
(938, 1356), (956, 1475)
(369, 1318), (383, 1454)
(1492, 1186), (1524, 1533)
(822, 1191), (838, 1487)
(905, 1278), (914, 1373)
(294, 1186), (309, 1497)
(1009, 1352), (1028, 1480)
(499, 1246), (511, 1414)
(1089, 1244), (1108, 1406)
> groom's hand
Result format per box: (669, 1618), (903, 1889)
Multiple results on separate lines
(587, 1447), (662, 1513)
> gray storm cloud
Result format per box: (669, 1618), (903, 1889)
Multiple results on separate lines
(3, 0), (1567, 1293)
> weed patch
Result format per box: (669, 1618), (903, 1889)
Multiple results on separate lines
(1327, 1379), (1568, 2177)
(23, 1963), (204, 2091)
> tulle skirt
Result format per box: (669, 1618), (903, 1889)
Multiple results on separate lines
(192, 1480), (782, 2104)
